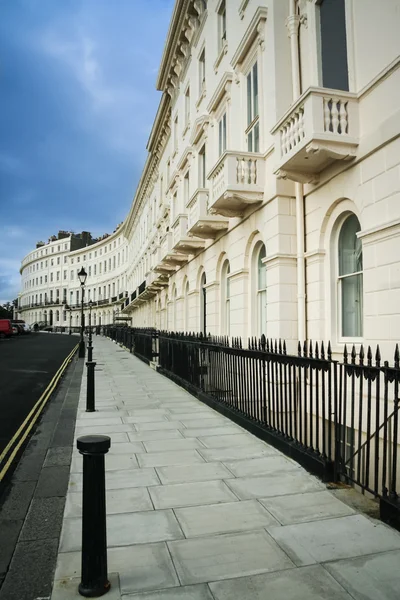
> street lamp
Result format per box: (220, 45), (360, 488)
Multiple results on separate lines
(87, 300), (93, 361)
(65, 304), (72, 335)
(78, 267), (87, 358)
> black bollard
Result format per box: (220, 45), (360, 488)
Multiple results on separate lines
(86, 361), (96, 412)
(78, 435), (111, 597)
(87, 341), (93, 363)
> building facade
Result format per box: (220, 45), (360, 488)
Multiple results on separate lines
(18, 0), (400, 359)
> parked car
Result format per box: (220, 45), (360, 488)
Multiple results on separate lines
(0, 319), (13, 339)
(11, 325), (19, 335)
(12, 323), (25, 335)
(20, 323), (31, 334)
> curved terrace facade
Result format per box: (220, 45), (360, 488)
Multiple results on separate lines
(18, 0), (400, 358)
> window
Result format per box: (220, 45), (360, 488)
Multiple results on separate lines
(246, 61), (259, 152)
(89, 266), (91, 276)
(159, 176), (164, 207)
(218, 113), (227, 155)
(184, 171), (190, 208)
(184, 280), (190, 331)
(70, 271), (74, 280)
(50, 273), (53, 282)
(200, 272), (207, 335)
(199, 145), (206, 188)
(56, 271), (60, 281)
(221, 260), (230, 335)
(94, 265), (97, 275)
(218, 0), (227, 50)
(57, 257), (60, 265)
(199, 48), (206, 95)
(51, 259), (54, 266)
(77, 256), (80, 262)
(185, 87), (190, 127)
(64, 256), (67, 264)
(338, 214), (363, 337)
(317, 0), (349, 91)
(256, 244), (267, 336)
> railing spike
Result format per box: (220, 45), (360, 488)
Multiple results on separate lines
(261, 333), (266, 351)
(266, 338), (270, 352)
(303, 340), (307, 357)
(298, 341), (302, 356)
(315, 341), (319, 359)
(274, 339), (278, 353)
(351, 345), (356, 364)
(283, 340), (287, 355)
(321, 340), (325, 359)
(359, 344), (365, 365)
(375, 345), (381, 366)
(343, 344), (348, 363)
(366, 345), (372, 366)
(309, 339), (313, 358)
(395, 343), (400, 367)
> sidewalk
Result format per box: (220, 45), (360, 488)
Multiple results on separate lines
(52, 336), (400, 600)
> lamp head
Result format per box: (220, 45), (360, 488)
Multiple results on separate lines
(78, 267), (87, 286)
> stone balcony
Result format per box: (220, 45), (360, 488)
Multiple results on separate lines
(187, 190), (229, 239)
(208, 151), (265, 217)
(154, 231), (188, 272)
(172, 214), (205, 255)
(271, 87), (359, 183)
(146, 270), (169, 292)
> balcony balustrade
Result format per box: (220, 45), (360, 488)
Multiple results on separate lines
(172, 214), (205, 255)
(187, 189), (229, 239)
(208, 151), (265, 217)
(271, 87), (359, 183)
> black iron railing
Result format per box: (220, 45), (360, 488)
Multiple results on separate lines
(101, 326), (400, 527)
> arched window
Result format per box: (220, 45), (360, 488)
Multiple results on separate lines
(338, 214), (363, 337)
(200, 272), (207, 335)
(257, 244), (267, 336)
(221, 260), (231, 335)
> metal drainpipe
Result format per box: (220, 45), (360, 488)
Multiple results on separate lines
(288, 0), (306, 343)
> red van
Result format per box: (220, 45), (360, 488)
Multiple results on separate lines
(0, 319), (13, 339)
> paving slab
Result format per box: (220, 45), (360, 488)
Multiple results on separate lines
(267, 514), (400, 565)
(52, 572), (121, 600)
(55, 543), (180, 595)
(209, 564), (353, 600)
(143, 438), (205, 452)
(149, 480), (238, 509)
(174, 500), (279, 537)
(135, 421), (185, 431)
(198, 433), (264, 448)
(259, 490), (355, 525)
(137, 450), (205, 468)
(71, 453), (139, 472)
(60, 509), (184, 551)
(123, 415), (170, 423)
(75, 416), (123, 427)
(123, 585), (215, 600)
(324, 549), (400, 600)
(128, 430), (184, 442)
(156, 462), (233, 485)
(197, 445), (276, 462)
(68, 468), (160, 492)
(168, 530), (294, 585)
(225, 471), (324, 500)
(223, 456), (301, 478)
(183, 426), (243, 438)
(65, 487), (153, 517)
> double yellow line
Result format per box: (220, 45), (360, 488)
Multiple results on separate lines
(0, 343), (79, 482)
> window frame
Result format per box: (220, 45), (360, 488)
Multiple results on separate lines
(245, 60), (260, 152)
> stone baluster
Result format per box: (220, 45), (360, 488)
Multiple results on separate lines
(249, 159), (256, 184)
(331, 99), (339, 134)
(339, 101), (348, 134)
(323, 98), (331, 132)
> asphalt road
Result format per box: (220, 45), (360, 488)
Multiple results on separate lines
(0, 332), (78, 455)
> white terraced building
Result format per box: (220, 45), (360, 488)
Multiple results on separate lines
(18, 0), (400, 359)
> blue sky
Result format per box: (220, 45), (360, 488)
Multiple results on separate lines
(0, 0), (173, 303)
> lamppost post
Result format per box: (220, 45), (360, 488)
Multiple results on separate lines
(78, 267), (87, 358)
(88, 300), (93, 362)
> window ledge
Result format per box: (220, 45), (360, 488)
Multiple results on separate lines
(213, 40), (228, 73)
(183, 121), (191, 137)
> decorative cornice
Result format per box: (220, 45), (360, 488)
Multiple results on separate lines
(231, 6), (268, 69)
(207, 72), (234, 113)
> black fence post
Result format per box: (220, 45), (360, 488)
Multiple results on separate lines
(86, 361), (97, 412)
(77, 435), (111, 597)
